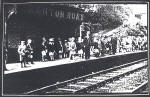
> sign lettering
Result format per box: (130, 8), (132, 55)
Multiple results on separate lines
(21, 7), (84, 21)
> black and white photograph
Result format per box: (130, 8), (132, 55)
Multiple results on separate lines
(1, 0), (149, 96)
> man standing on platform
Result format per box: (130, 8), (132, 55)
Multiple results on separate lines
(58, 40), (63, 59)
(111, 35), (117, 54)
(100, 36), (106, 56)
(26, 39), (34, 64)
(41, 37), (48, 62)
(47, 38), (55, 61)
(76, 37), (84, 59)
(83, 31), (91, 59)
(63, 40), (70, 58)
(55, 38), (61, 59)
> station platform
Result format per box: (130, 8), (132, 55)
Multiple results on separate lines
(3, 50), (148, 94)
(5, 57), (96, 74)
(4, 50), (147, 74)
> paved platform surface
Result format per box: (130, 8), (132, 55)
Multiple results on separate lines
(4, 50), (146, 74)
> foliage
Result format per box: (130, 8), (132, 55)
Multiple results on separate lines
(83, 4), (132, 30)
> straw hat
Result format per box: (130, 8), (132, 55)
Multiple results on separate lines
(21, 41), (25, 45)
(49, 38), (54, 41)
(27, 39), (32, 43)
(21, 41), (25, 43)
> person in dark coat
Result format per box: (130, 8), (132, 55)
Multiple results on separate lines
(101, 36), (106, 56)
(54, 38), (62, 59)
(105, 40), (112, 55)
(132, 38), (136, 51)
(63, 40), (70, 58)
(76, 38), (84, 59)
(83, 36), (91, 59)
(91, 41), (99, 57)
(41, 37), (48, 61)
(47, 38), (55, 61)
(26, 39), (34, 64)
(58, 40), (63, 59)
(111, 35), (117, 54)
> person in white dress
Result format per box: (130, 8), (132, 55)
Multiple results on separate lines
(68, 37), (76, 60)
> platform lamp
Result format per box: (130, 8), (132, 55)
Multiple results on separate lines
(3, 6), (17, 71)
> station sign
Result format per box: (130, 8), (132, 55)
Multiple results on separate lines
(19, 6), (84, 21)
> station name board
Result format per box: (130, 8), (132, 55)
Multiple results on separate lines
(23, 7), (84, 21)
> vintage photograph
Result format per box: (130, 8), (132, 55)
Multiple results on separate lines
(2, 0), (149, 96)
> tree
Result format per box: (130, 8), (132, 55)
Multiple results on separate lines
(84, 4), (132, 30)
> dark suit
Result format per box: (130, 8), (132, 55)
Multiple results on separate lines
(83, 37), (91, 59)
(111, 37), (117, 54)
(26, 43), (34, 64)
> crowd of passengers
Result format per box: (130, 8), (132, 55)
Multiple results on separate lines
(17, 35), (147, 68)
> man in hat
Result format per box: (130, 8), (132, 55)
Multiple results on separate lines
(111, 34), (117, 54)
(47, 38), (55, 61)
(18, 41), (27, 68)
(83, 36), (91, 59)
(76, 37), (84, 59)
(63, 39), (70, 58)
(58, 40), (63, 59)
(100, 36), (106, 56)
(41, 37), (48, 62)
(54, 38), (63, 59)
(26, 39), (34, 64)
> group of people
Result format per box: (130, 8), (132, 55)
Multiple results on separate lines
(17, 34), (147, 68)
(96, 35), (148, 55)
(40, 34), (123, 62)
(18, 39), (34, 68)
(87, 34), (147, 57)
(40, 36), (91, 62)
(90, 35), (118, 57)
(120, 36), (147, 52)
(41, 37), (63, 61)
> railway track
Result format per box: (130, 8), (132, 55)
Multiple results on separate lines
(90, 67), (148, 94)
(26, 58), (148, 95)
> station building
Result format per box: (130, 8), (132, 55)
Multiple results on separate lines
(5, 4), (85, 63)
